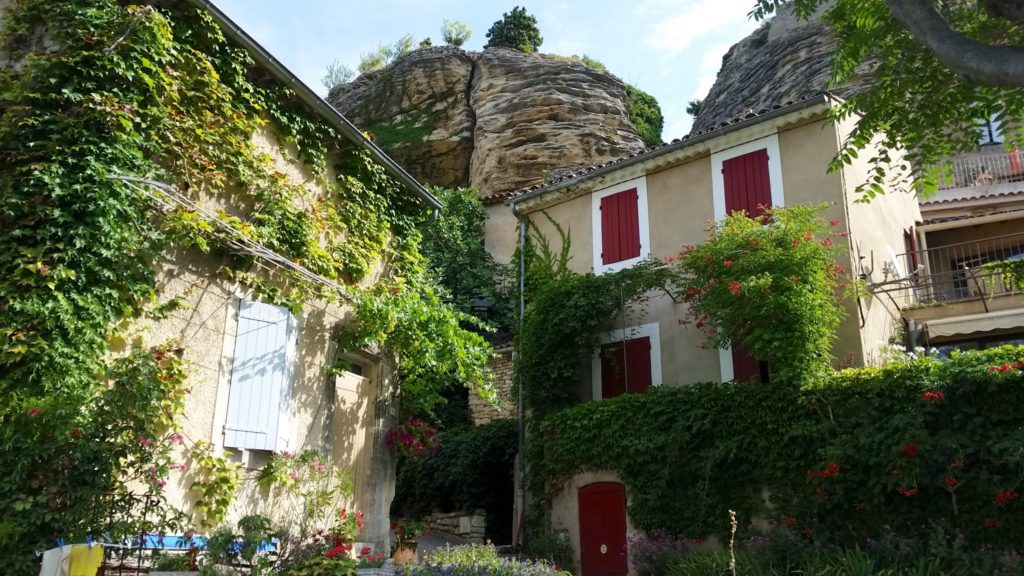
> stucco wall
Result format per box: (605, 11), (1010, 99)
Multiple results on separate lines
(136, 123), (393, 543)
(832, 114), (922, 365)
(485, 203), (520, 266)
(549, 472), (640, 576)
(527, 193), (594, 275)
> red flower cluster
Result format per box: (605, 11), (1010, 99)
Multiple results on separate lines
(820, 237), (833, 248)
(897, 486), (918, 497)
(807, 462), (840, 479)
(984, 518), (1005, 528)
(783, 515), (797, 526)
(945, 475), (959, 488)
(988, 362), (1021, 372)
(921, 390), (945, 401)
(385, 417), (440, 459)
(326, 543), (351, 558)
(996, 489), (1018, 507)
(902, 441), (919, 457)
(728, 280), (742, 295)
(723, 259), (734, 267)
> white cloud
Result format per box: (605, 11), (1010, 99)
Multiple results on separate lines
(690, 42), (731, 100)
(645, 0), (756, 56)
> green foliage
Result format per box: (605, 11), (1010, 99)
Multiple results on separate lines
(392, 420), (518, 542)
(358, 34), (416, 74)
(515, 256), (673, 416)
(0, 1), (490, 572)
(321, 59), (355, 91)
(284, 555), (357, 576)
(625, 84), (664, 147)
(749, 0), (1024, 200)
(484, 6), (543, 53)
(532, 346), (1024, 548)
(189, 441), (242, 529)
(442, 19), (472, 47)
(398, 544), (570, 576)
(256, 449), (353, 541)
(569, 54), (607, 71)
(671, 205), (846, 384)
(203, 514), (278, 576)
(686, 99), (704, 117)
(420, 186), (514, 332)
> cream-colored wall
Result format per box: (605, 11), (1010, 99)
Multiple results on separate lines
(527, 194), (594, 275)
(833, 114), (922, 366)
(138, 123), (383, 536)
(485, 204), (520, 266)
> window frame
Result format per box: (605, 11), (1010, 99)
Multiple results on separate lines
(591, 176), (651, 275)
(591, 322), (662, 401)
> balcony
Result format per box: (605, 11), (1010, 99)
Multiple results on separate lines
(872, 231), (1024, 310)
(930, 149), (1024, 192)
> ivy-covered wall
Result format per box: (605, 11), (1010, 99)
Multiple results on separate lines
(0, 1), (491, 571)
(538, 347), (1024, 555)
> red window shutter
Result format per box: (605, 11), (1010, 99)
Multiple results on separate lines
(732, 346), (762, 383)
(723, 149), (771, 219)
(600, 188), (641, 265)
(624, 336), (652, 393)
(601, 336), (651, 398)
(600, 342), (627, 399)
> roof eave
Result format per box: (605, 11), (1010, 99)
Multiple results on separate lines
(184, 0), (441, 210)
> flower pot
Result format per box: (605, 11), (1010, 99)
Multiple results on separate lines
(392, 545), (416, 564)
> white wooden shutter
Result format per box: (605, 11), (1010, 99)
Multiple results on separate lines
(223, 300), (296, 452)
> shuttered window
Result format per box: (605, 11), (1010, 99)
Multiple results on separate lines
(723, 149), (772, 219)
(224, 300), (296, 452)
(600, 188), (641, 265)
(600, 336), (652, 399)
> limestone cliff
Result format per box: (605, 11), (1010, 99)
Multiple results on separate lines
(328, 47), (647, 199)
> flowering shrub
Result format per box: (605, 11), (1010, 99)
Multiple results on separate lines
(396, 544), (570, 576)
(533, 345), (1024, 548)
(671, 205), (846, 383)
(629, 529), (688, 576)
(391, 518), (428, 549)
(386, 417), (441, 459)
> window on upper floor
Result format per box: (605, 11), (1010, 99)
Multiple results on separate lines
(592, 176), (651, 274)
(223, 299), (296, 453)
(978, 115), (1003, 146)
(711, 133), (785, 221)
(592, 323), (662, 400)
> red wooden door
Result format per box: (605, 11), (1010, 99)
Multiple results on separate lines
(579, 482), (628, 576)
(600, 337), (652, 399)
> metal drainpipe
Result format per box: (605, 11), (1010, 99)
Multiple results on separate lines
(511, 201), (528, 550)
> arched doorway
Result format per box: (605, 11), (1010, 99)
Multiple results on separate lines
(578, 482), (628, 576)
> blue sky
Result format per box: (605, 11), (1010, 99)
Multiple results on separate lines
(213, 1), (764, 139)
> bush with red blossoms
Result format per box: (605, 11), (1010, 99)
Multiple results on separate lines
(670, 205), (847, 384)
(386, 417), (441, 459)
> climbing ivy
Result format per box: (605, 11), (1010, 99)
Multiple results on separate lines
(0, 1), (490, 571)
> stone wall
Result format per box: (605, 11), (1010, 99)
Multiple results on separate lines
(470, 349), (514, 425)
(425, 510), (488, 544)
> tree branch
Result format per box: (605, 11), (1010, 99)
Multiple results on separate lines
(887, 0), (1024, 87)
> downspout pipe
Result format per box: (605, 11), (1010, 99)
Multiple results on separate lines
(510, 200), (528, 549)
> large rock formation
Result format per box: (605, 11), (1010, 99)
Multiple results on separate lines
(691, 4), (870, 134)
(328, 47), (646, 199)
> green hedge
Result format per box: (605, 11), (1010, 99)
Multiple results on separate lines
(393, 420), (517, 543)
(532, 346), (1024, 546)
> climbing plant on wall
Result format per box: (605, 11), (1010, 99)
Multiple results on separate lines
(0, 1), (490, 572)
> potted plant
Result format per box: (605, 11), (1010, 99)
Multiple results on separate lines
(390, 519), (426, 564)
(355, 546), (393, 576)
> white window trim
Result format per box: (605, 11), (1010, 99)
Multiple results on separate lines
(591, 322), (662, 401)
(591, 176), (651, 275)
(710, 133), (785, 220)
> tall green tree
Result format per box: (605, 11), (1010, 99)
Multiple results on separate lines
(484, 6), (543, 53)
(750, 0), (1023, 198)
(441, 19), (472, 47)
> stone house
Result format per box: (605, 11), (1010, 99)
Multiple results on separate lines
(488, 93), (921, 575)
(0, 0), (439, 555)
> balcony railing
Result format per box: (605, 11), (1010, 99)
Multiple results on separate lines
(930, 149), (1024, 191)
(873, 231), (1024, 307)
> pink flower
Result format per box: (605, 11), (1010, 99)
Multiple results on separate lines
(996, 489), (1018, 507)
(138, 436), (152, 447)
(28, 407), (40, 418)
(830, 219), (840, 226)
(723, 259), (733, 267)
(897, 486), (918, 497)
(168, 433), (184, 444)
(922, 390), (945, 401)
(728, 280), (742, 295)
(902, 441), (919, 457)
